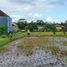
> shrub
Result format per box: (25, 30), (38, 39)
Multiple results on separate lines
(0, 25), (5, 35)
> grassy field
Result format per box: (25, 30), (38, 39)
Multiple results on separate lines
(30, 32), (67, 37)
(0, 32), (67, 47)
(0, 38), (10, 47)
(0, 32), (67, 59)
(0, 32), (26, 47)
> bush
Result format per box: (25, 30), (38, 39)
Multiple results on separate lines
(0, 25), (5, 35)
(1, 35), (7, 38)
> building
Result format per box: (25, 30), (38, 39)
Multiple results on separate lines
(55, 23), (64, 31)
(12, 22), (19, 32)
(0, 10), (12, 33)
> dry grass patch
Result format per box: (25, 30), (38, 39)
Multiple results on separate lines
(17, 37), (53, 48)
(48, 46), (60, 55)
(60, 50), (67, 56)
(0, 47), (8, 54)
(17, 37), (67, 56)
(17, 37), (57, 55)
(61, 41), (67, 46)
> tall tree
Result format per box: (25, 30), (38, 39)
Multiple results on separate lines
(50, 23), (57, 35)
(64, 20), (67, 32)
(17, 19), (27, 30)
(36, 20), (44, 26)
(43, 22), (57, 34)
(43, 22), (51, 32)
(28, 21), (38, 32)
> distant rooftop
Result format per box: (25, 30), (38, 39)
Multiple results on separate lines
(0, 10), (8, 16)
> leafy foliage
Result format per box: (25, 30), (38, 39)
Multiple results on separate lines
(17, 19), (27, 30)
(0, 25), (5, 35)
(28, 21), (38, 32)
(16, 19), (67, 33)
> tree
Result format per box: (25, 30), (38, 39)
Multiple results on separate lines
(17, 19), (27, 30)
(0, 25), (5, 35)
(28, 21), (38, 32)
(62, 26), (65, 35)
(43, 22), (57, 35)
(43, 22), (51, 32)
(50, 23), (57, 35)
(61, 22), (66, 35)
(61, 20), (67, 35)
(36, 20), (44, 26)
(64, 20), (67, 32)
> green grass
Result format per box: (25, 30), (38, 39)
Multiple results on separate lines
(11, 32), (26, 40)
(0, 32), (26, 47)
(0, 38), (10, 47)
(30, 32), (67, 37)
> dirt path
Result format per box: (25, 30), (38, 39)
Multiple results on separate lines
(4, 38), (22, 55)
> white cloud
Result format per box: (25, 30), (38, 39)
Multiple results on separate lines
(29, 13), (42, 18)
(11, 15), (21, 22)
(0, 0), (34, 22)
(0, 0), (54, 13)
(46, 17), (53, 22)
(11, 14), (27, 22)
(34, 13), (42, 17)
(35, 1), (54, 9)
(0, 0), (33, 12)
(28, 13), (43, 22)
(0, 0), (55, 22)
(11, 13), (43, 22)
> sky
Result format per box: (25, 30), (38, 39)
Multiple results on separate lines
(0, 0), (67, 22)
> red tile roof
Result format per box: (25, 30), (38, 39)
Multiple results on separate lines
(0, 10), (8, 16)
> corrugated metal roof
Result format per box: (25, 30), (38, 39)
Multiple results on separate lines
(0, 10), (8, 16)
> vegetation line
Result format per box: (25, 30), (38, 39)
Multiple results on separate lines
(0, 32), (67, 47)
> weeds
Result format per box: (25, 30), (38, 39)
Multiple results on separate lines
(17, 37), (67, 56)
(0, 47), (8, 53)
(48, 46), (60, 55)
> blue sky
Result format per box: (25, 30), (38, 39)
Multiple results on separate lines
(0, 0), (67, 22)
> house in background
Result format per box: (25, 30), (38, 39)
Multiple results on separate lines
(12, 22), (19, 32)
(55, 23), (64, 31)
(0, 10), (12, 33)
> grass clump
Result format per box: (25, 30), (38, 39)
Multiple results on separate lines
(17, 44), (33, 56)
(60, 50), (67, 56)
(0, 47), (8, 53)
(17, 41), (34, 56)
(17, 44), (24, 49)
(25, 48), (33, 56)
(62, 41), (67, 46)
(48, 46), (60, 55)
(17, 37), (61, 56)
